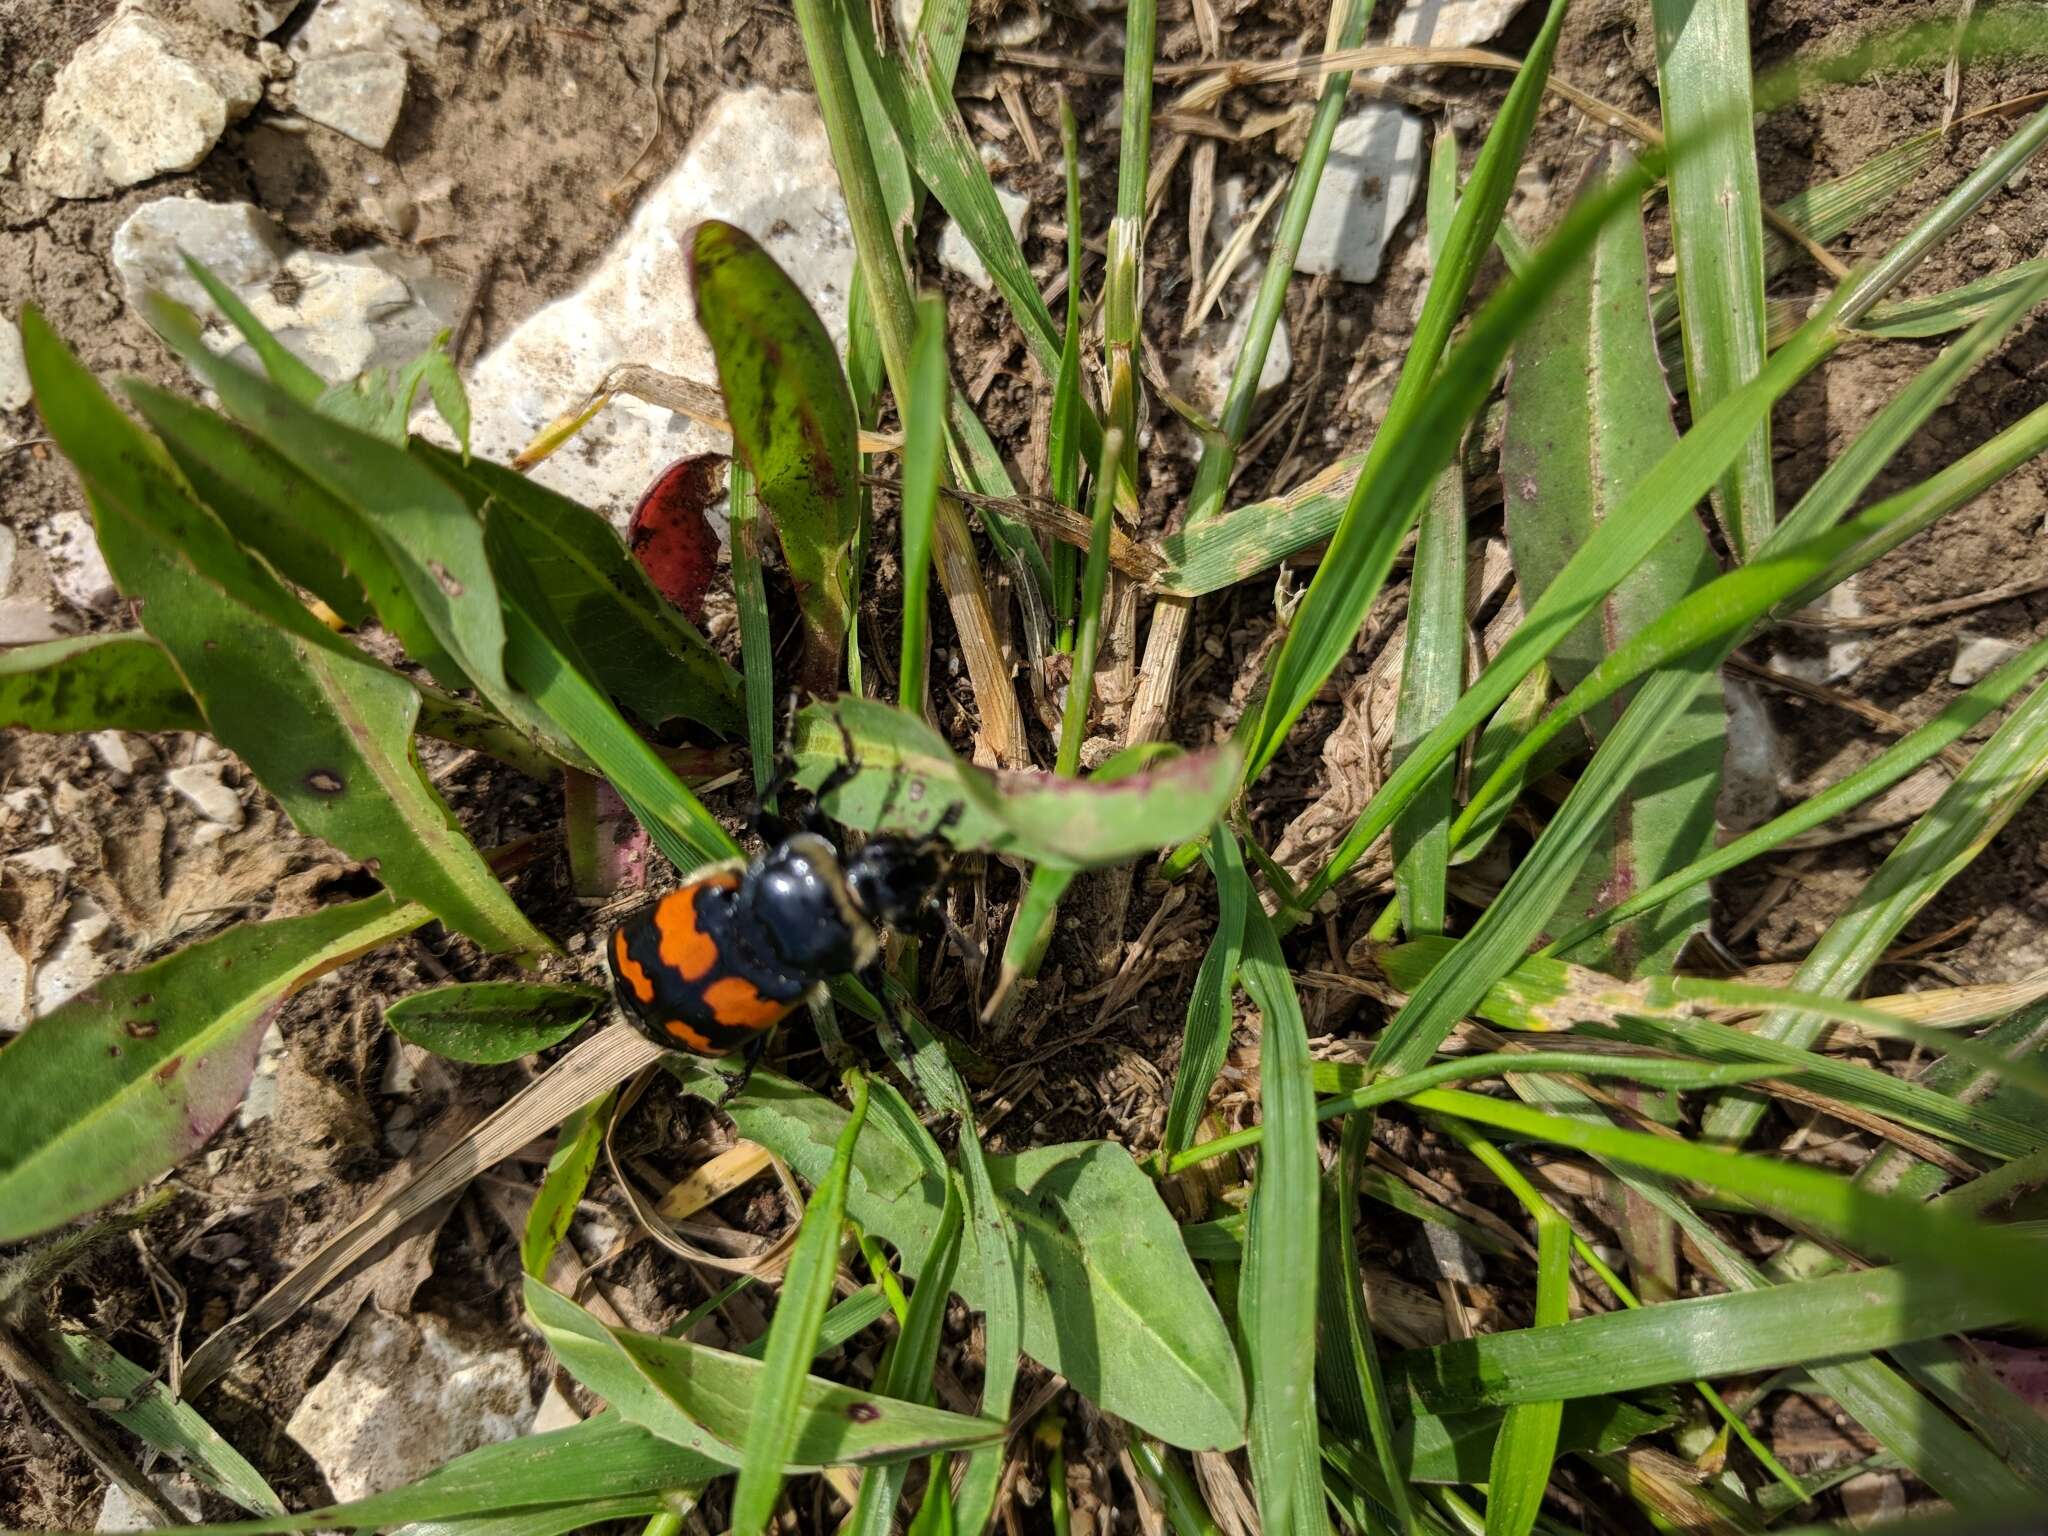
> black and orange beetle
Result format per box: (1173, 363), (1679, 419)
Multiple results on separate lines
(605, 754), (957, 1099)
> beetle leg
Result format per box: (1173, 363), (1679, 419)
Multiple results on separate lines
(714, 1029), (771, 1107)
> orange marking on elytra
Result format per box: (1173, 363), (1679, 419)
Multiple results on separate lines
(655, 885), (721, 981)
(664, 1018), (718, 1052)
(613, 929), (656, 1004)
(703, 976), (791, 1030)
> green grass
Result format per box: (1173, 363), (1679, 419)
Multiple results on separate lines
(8, 5), (2048, 1534)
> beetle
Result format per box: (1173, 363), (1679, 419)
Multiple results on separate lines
(605, 749), (957, 1100)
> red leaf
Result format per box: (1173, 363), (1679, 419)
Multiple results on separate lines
(628, 454), (726, 624)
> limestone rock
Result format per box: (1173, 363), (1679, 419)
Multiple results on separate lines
(1298, 105), (1425, 285)
(286, 1308), (536, 1501)
(451, 88), (856, 523)
(939, 183), (1031, 291)
(1390, 0), (1531, 48)
(1, 316), (29, 412)
(187, 0), (299, 36)
(291, 0), (442, 64)
(292, 49), (410, 150)
(113, 196), (459, 383)
(1952, 633), (2023, 687)
(27, 12), (265, 199)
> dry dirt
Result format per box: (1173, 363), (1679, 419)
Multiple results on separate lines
(4, 0), (2048, 1527)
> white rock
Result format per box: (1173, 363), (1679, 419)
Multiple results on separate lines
(32, 509), (117, 611)
(94, 1473), (205, 1533)
(451, 88), (856, 523)
(938, 184), (1031, 292)
(1951, 633), (2023, 687)
(239, 1021), (286, 1127)
(113, 197), (459, 383)
(186, 0), (300, 37)
(1, 895), (115, 1032)
(90, 731), (141, 778)
(167, 760), (246, 827)
(290, 50), (409, 150)
(1172, 283), (1292, 422)
(1, 315), (29, 412)
(1718, 676), (1785, 832)
(0, 603), (72, 644)
(1298, 105), (1425, 285)
(287, 1308), (536, 1501)
(1389, 0), (1530, 49)
(291, 0), (442, 66)
(27, 12), (265, 199)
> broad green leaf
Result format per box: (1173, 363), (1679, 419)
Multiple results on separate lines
(524, 1090), (614, 1279)
(0, 895), (424, 1242)
(690, 220), (860, 695)
(384, 982), (603, 1064)
(1391, 467), (1466, 940)
(732, 1078), (872, 1533)
(1389, 1226), (2048, 1413)
(124, 384), (373, 627)
(24, 311), (547, 956)
(792, 696), (1240, 867)
(41, 1331), (284, 1514)
(418, 444), (741, 734)
(485, 519), (738, 874)
(144, 297), (525, 720)
(1500, 148), (1721, 975)
(393, 1497), (669, 1536)
(1652, 0), (1773, 558)
(672, 1065), (1248, 1451)
(524, 1278), (1000, 1468)
(1238, 860), (1327, 1534)
(0, 633), (203, 734)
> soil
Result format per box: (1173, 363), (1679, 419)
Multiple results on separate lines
(6, 0), (2048, 1527)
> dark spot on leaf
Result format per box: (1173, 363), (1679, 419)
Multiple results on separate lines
(107, 1044), (122, 1058)
(429, 560), (466, 598)
(123, 1019), (158, 1039)
(846, 1401), (882, 1423)
(154, 1055), (184, 1083)
(135, 994), (154, 1006)
(305, 768), (346, 795)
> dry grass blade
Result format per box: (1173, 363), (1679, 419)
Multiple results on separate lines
(182, 1025), (663, 1395)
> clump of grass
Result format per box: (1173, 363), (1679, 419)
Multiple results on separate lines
(6, 3), (2048, 1533)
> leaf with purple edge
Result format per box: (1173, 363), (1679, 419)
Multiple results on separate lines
(0, 895), (427, 1244)
(787, 696), (1240, 866)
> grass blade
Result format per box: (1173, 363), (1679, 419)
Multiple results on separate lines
(1500, 146), (1720, 973)
(1242, 0), (1574, 781)
(899, 296), (949, 713)
(523, 1091), (615, 1280)
(1162, 830), (1250, 1159)
(1433, 1125), (1566, 1536)
(1652, 0), (1773, 557)
(731, 1076), (872, 1533)
(1236, 842), (1328, 1535)
(1700, 670), (2048, 1146)
(1056, 429), (1123, 775)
